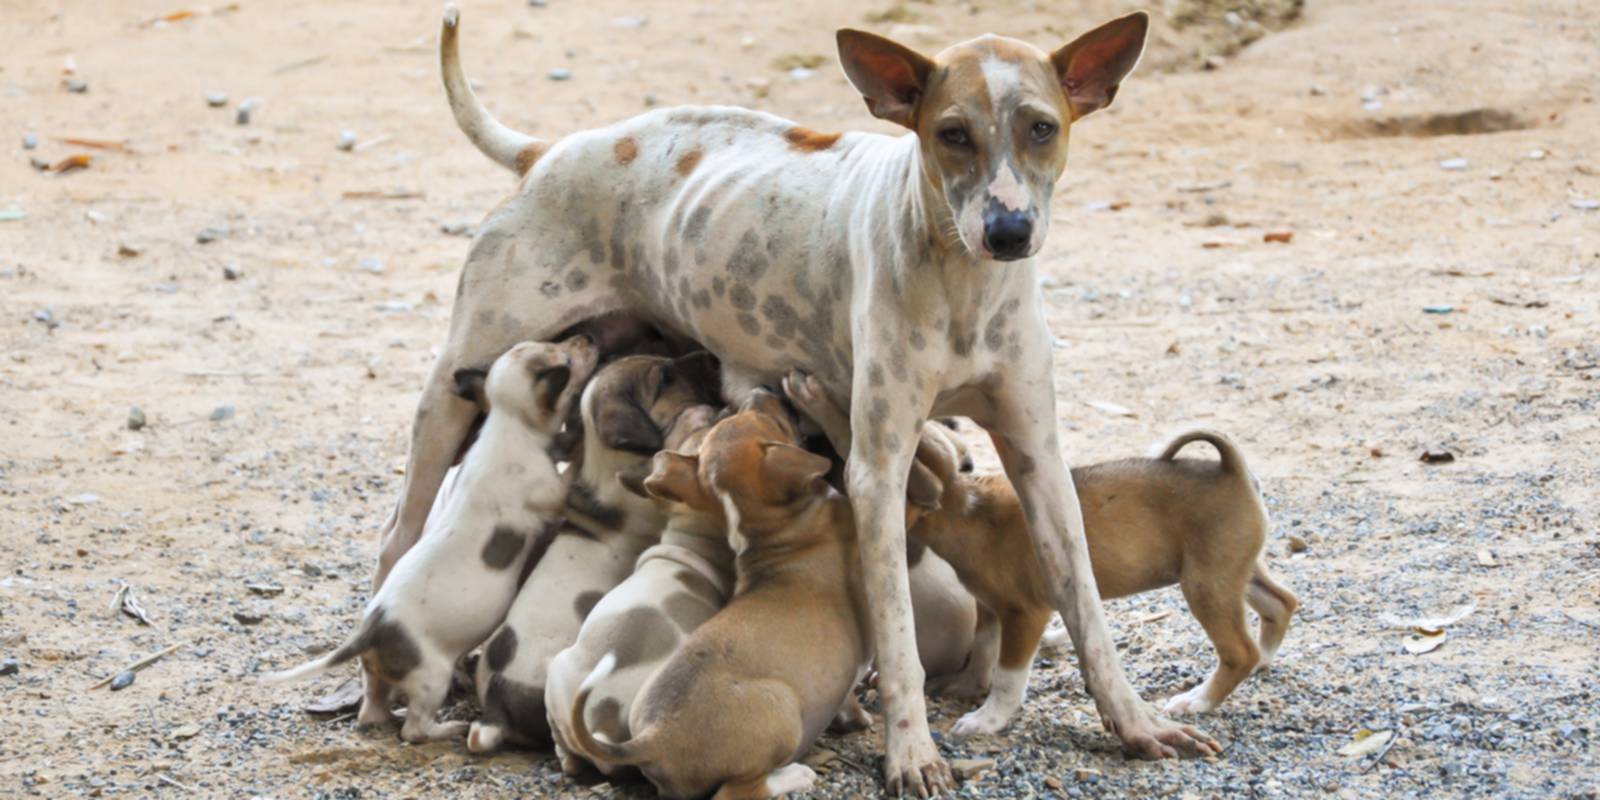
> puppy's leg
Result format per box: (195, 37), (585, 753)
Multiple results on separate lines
(1166, 577), (1260, 715)
(375, 367), (478, 589)
(1246, 563), (1298, 669)
(712, 764), (818, 800)
(984, 369), (1218, 758)
(929, 606), (998, 699)
(355, 667), (398, 730)
(829, 692), (873, 733)
(399, 660), (469, 743)
(950, 608), (1049, 737)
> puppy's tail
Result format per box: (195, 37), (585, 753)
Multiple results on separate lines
(440, 5), (547, 175)
(261, 621), (371, 684)
(567, 653), (655, 768)
(1153, 429), (1255, 485)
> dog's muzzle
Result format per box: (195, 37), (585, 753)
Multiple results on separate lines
(982, 209), (1033, 261)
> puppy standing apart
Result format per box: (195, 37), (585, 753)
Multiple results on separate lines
(266, 338), (596, 741)
(468, 352), (720, 752)
(786, 371), (1298, 735)
(544, 403), (730, 776)
(567, 391), (870, 800)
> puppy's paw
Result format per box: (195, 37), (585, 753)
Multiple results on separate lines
(949, 706), (1011, 739)
(467, 721), (502, 754)
(1162, 686), (1215, 717)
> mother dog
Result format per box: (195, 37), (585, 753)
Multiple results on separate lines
(376, 5), (1217, 793)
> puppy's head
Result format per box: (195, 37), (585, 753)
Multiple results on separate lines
(580, 351), (721, 458)
(617, 403), (721, 502)
(456, 335), (598, 432)
(637, 388), (831, 548)
(836, 13), (1147, 262)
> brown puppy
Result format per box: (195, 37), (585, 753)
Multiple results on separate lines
(567, 390), (870, 800)
(785, 371), (1298, 735)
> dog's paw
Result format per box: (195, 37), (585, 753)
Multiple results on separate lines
(467, 721), (502, 754)
(949, 705), (1012, 739)
(885, 728), (953, 797)
(1162, 686), (1216, 717)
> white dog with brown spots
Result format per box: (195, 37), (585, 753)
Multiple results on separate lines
(266, 337), (595, 742)
(376, 7), (1217, 790)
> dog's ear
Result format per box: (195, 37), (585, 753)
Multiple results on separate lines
(532, 365), (573, 414)
(836, 29), (933, 129)
(597, 401), (663, 455)
(616, 460), (652, 499)
(452, 368), (489, 410)
(642, 451), (712, 508)
(759, 442), (833, 498)
(1051, 11), (1149, 120)
(669, 351), (721, 401)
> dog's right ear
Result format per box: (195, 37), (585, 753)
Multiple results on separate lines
(616, 460), (652, 499)
(453, 368), (489, 410)
(759, 442), (833, 500)
(836, 29), (933, 129)
(642, 451), (712, 509)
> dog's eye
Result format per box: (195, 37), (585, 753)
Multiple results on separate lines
(938, 127), (971, 148)
(1030, 121), (1058, 143)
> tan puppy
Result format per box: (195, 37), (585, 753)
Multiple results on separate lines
(468, 351), (720, 753)
(567, 390), (870, 800)
(785, 371), (1298, 735)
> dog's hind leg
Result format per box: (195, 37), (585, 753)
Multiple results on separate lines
(1166, 575), (1260, 716)
(1245, 563), (1298, 669)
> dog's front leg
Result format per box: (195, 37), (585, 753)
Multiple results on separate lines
(985, 361), (1220, 759)
(843, 372), (952, 796)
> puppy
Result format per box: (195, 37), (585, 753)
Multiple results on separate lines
(784, 371), (1298, 735)
(468, 351), (720, 753)
(544, 403), (729, 776)
(267, 337), (596, 742)
(567, 390), (870, 800)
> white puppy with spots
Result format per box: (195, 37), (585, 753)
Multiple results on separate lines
(266, 337), (595, 742)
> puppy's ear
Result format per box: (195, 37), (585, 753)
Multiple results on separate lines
(642, 451), (712, 509)
(1051, 11), (1148, 119)
(759, 443), (833, 499)
(836, 29), (933, 129)
(533, 365), (573, 413)
(669, 351), (721, 401)
(616, 461), (652, 499)
(452, 368), (489, 410)
(597, 402), (663, 455)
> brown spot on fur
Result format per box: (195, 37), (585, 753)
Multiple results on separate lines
(614, 136), (639, 165)
(515, 141), (550, 175)
(676, 148), (703, 176)
(784, 127), (842, 153)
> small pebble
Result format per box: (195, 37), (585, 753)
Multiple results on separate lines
(65, 78), (88, 93)
(1439, 157), (1469, 171)
(22, 133), (39, 150)
(236, 97), (263, 125)
(0, 657), (19, 676)
(222, 263), (243, 281)
(359, 256), (385, 274)
(529, 0), (547, 5)
(950, 758), (995, 780)
(1422, 304), (1454, 315)
(196, 226), (226, 244)
(205, 91), (228, 107)
(337, 130), (358, 151)
(547, 67), (572, 81)
(127, 406), (146, 431)
(643, 93), (659, 107)
(109, 670), (136, 691)
(210, 405), (236, 422)
(1571, 198), (1599, 211)
(117, 242), (142, 258)
(233, 611), (264, 626)
(440, 221), (473, 237)
(1288, 535), (1309, 553)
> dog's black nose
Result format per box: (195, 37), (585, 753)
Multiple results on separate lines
(982, 211), (1033, 260)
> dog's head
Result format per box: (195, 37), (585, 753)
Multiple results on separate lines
(579, 351), (721, 457)
(455, 335), (598, 432)
(637, 388), (831, 551)
(837, 13), (1148, 262)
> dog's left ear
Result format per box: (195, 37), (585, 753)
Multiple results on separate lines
(760, 443), (833, 498)
(670, 351), (721, 401)
(1051, 11), (1149, 120)
(453, 367), (489, 410)
(616, 461), (652, 499)
(837, 29), (933, 129)
(597, 394), (663, 455)
(642, 450), (713, 509)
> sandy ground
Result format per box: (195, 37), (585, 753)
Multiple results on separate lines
(2, 0), (1597, 797)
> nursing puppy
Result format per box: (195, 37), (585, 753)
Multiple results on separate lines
(545, 403), (728, 776)
(785, 371), (1298, 734)
(468, 351), (719, 753)
(267, 337), (596, 742)
(567, 390), (870, 800)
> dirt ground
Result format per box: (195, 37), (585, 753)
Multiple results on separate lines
(2, 0), (1597, 797)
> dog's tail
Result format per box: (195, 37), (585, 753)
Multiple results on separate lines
(261, 620), (372, 684)
(1153, 428), (1258, 487)
(440, 5), (547, 175)
(567, 653), (656, 768)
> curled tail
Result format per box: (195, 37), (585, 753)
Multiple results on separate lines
(567, 653), (654, 768)
(1154, 429), (1252, 478)
(262, 620), (371, 684)
(440, 5), (547, 174)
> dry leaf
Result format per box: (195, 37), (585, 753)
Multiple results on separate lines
(1263, 230), (1295, 244)
(1085, 399), (1136, 417)
(1337, 729), (1393, 757)
(49, 154), (93, 173)
(1135, 609), (1173, 624)
(1403, 629), (1447, 654)
(59, 137), (127, 151)
(1380, 603), (1474, 632)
